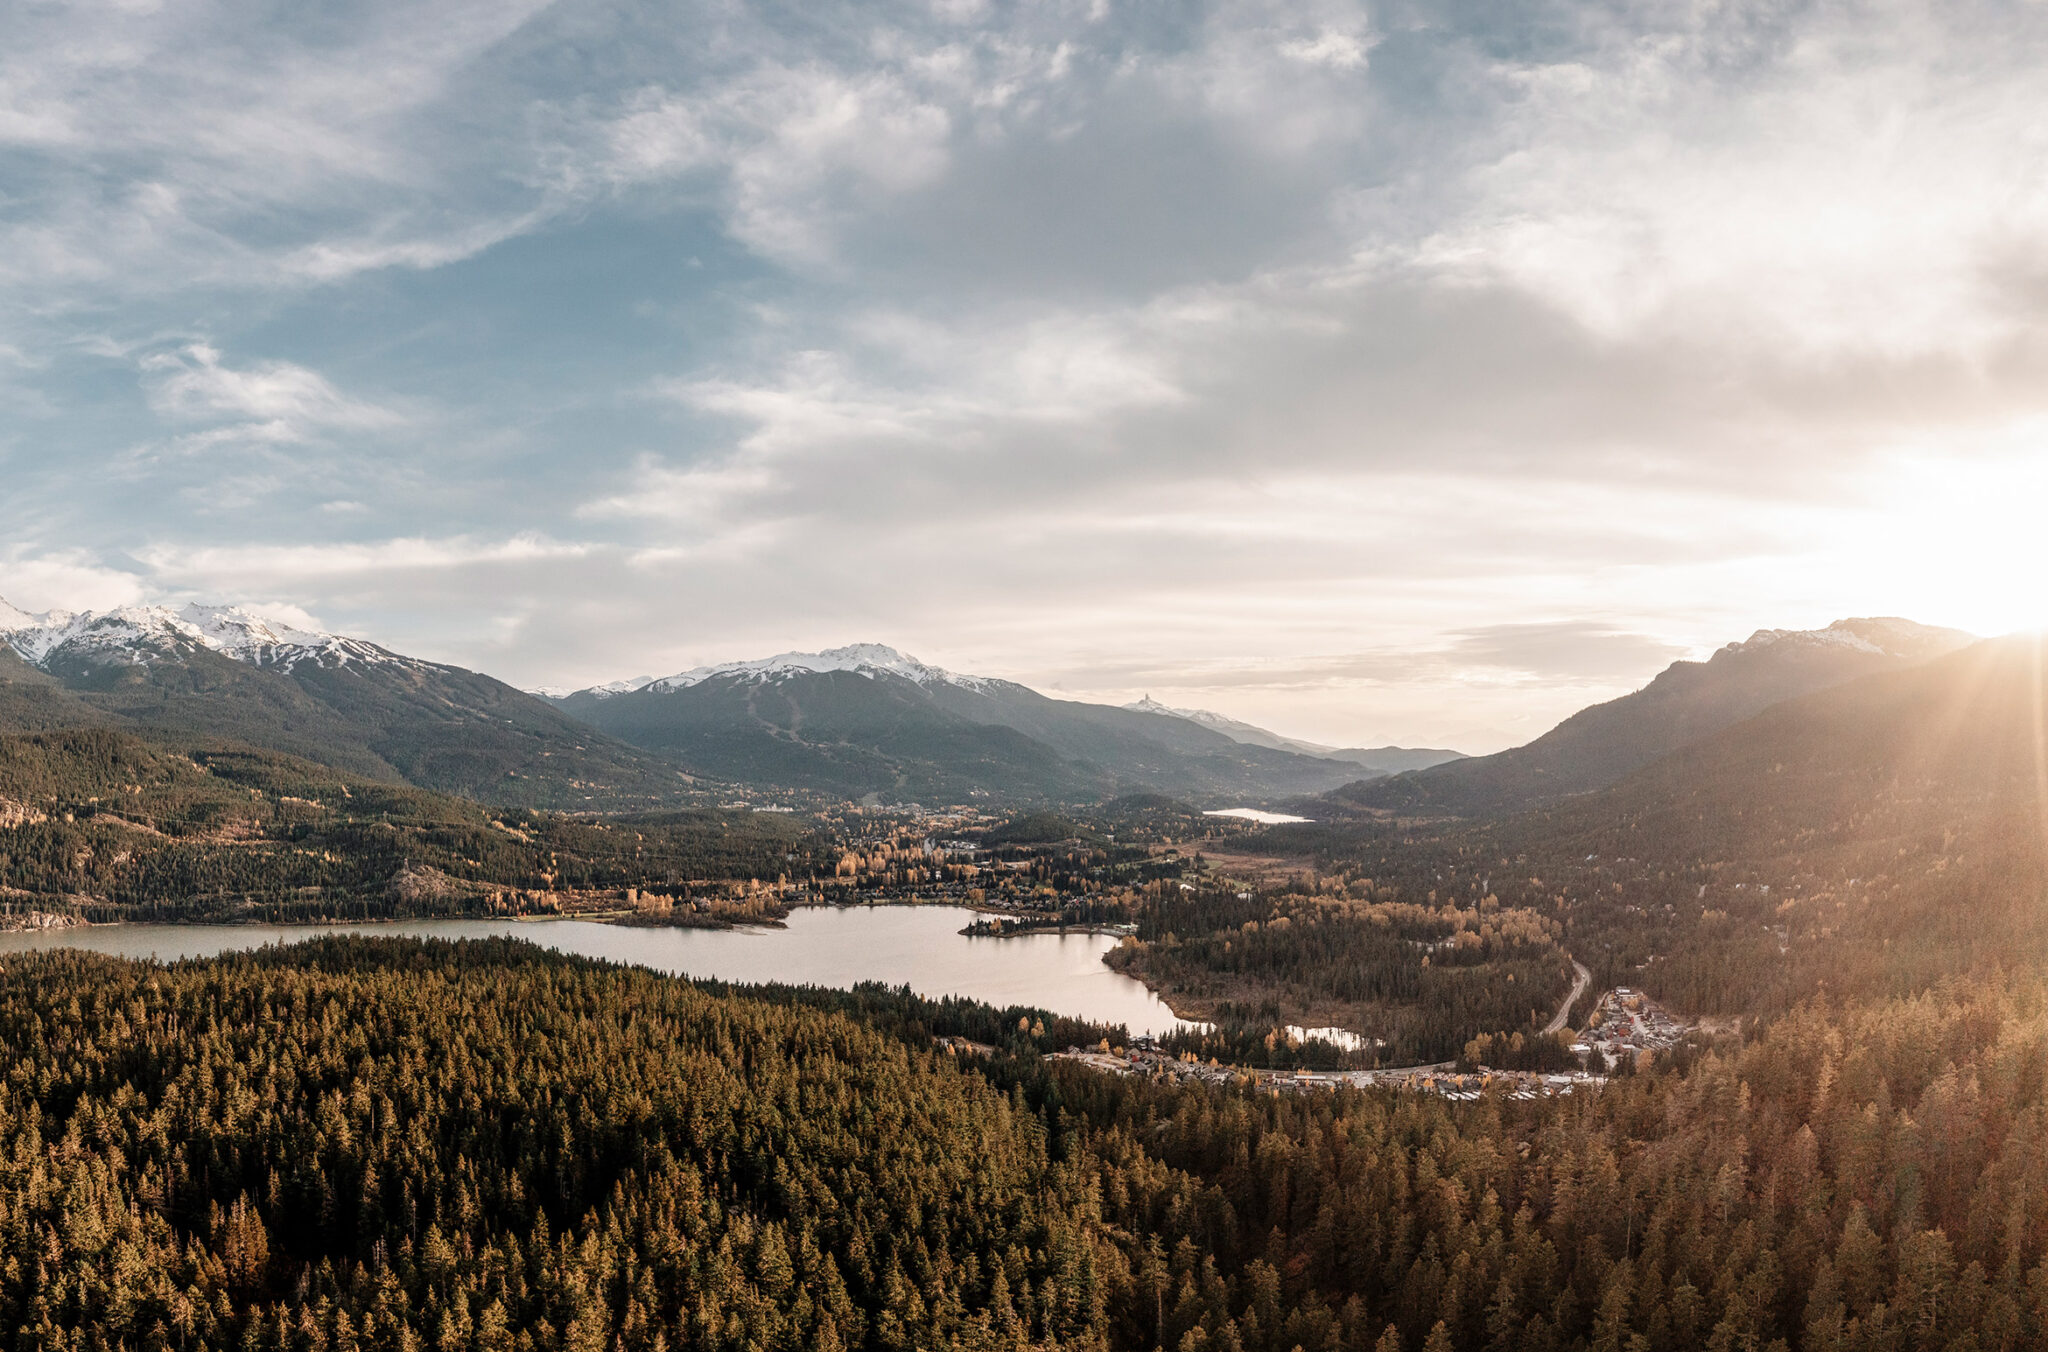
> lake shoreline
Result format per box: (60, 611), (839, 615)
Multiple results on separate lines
(0, 905), (1204, 1039)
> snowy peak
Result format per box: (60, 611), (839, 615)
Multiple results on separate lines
(643, 644), (993, 693)
(1721, 617), (1975, 664)
(1124, 695), (1197, 719)
(0, 597), (41, 633)
(0, 597), (416, 674)
(1123, 695), (1318, 748)
(527, 676), (655, 701)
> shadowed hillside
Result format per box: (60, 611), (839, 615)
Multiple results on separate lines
(1328, 617), (1974, 817)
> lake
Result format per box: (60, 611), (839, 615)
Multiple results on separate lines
(0, 904), (1203, 1038)
(1203, 808), (1313, 824)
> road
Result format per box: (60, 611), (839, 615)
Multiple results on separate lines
(1544, 958), (1592, 1035)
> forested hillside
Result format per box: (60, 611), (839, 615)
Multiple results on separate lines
(1332, 619), (1971, 818)
(1104, 882), (1577, 1065)
(0, 648), (103, 731)
(558, 658), (1364, 805)
(45, 646), (690, 811)
(4, 938), (2048, 1352)
(1262, 634), (2048, 1026)
(0, 728), (816, 921)
(0, 603), (694, 810)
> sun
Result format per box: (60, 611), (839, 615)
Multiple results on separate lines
(1812, 445), (2048, 639)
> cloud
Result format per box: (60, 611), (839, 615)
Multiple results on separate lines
(139, 343), (398, 445)
(139, 534), (589, 585)
(601, 65), (956, 265)
(5, 0), (2048, 750)
(0, 547), (147, 615)
(1445, 623), (1691, 682)
(0, 0), (561, 307)
(1279, 32), (1370, 71)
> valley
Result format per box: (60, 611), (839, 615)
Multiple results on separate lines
(1, 605), (2045, 1349)
(0, 608), (2031, 1070)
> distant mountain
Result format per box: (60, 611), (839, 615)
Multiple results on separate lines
(1122, 695), (1466, 775)
(551, 645), (1368, 803)
(1325, 617), (1976, 817)
(0, 599), (689, 810)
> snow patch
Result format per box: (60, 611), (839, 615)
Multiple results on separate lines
(1125, 696), (1276, 739)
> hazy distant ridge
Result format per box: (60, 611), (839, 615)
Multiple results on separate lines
(1121, 695), (1465, 775)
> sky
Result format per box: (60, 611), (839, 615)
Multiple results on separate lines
(4, 0), (2048, 753)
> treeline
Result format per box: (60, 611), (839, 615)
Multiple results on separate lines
(6, 939), (2048, 1350)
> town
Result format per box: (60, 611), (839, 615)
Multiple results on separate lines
(1572, 986), (1698, 1068)
(1048, 1036), (1610, 1100)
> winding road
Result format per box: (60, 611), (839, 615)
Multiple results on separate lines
(1544, 958), (1593, 1035)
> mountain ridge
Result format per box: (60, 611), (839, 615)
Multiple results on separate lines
(0, 596), (692, 810)
(1321, 616), (1977, 818)
(1120, 694), (1466, 774)
(550, 644), (1376, 803)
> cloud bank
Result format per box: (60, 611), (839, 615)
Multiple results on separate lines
(3, 0), (2045, 749)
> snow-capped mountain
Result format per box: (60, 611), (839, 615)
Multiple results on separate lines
(0, 599), (416, 674)
(541, 645), (999, 703)
(1719, 617), (1974, 663)
(549, 644), (1369, 802)
(644, 644), (995, 693)
(1123, 695), (1285, 743)
(0, 596), (683, 810)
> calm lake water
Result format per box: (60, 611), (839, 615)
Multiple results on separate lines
(0, 904), (1202, 1038)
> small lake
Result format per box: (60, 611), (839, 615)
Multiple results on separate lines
(1204, 808), (1313, 825)
(0, 905), (1202, 1038)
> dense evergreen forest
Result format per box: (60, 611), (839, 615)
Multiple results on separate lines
(2, 937), (2046, 1352)
(1105, 884), (1574, 1065)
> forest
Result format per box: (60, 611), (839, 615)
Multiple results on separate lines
(1104, 883), (1575, 1066)
(1, 936), (2045, 1352)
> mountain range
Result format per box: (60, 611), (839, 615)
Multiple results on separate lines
(1553, 630), (2048, 860)
(0, 605), (1437, 807)
(545, 645), (1411, 803)
(1497, 629), (2048, 1010)
(0, 598), (1995, 818)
